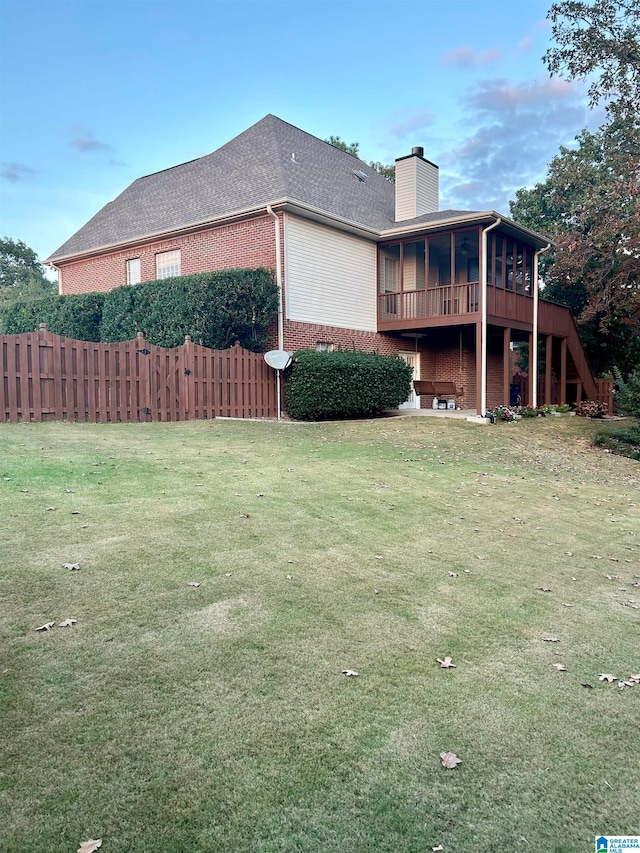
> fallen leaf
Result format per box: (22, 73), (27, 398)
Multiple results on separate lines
(437, 657), (456, 668)
(77, 841), (102, 853)
(286, 575), (292, 580)
(256, 493), (264, 497)
(562, 603), (574, 607)
(224, 572), (231, 577)
(542, 636), (560, 642)
(539, 587), (552, 592)
(65, 489), (75, 493)
(59, 618), (77, 627)
(432, 846), (444, 852)
(46, 506), (57, 511)
(565, 551), (573, 557)
(618, 680), (634, 689)
(71, 511), (81, 515)
(598, 674), (617, 683)
(448, 571), (458, 578)
(552, 663), (567, 671)
(581, 683), (594, 689)
(35, 622), (55, 631)
(440, 751), (462, 769)
(342, 669), (359, 677)
(629, 674), (640, 684)
(187, 582), (201, 588)
(63, 563), (81, 571)
(374, 589), (380, 594)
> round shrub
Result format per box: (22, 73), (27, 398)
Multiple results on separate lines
(284, 349), (413, 420)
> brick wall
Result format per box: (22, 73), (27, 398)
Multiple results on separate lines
(58, 215), (277, 295)
(283, 320), (404, 355)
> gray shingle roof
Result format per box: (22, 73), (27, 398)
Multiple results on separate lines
(49, 115), (549, 261)
(50, 115), (410, 260)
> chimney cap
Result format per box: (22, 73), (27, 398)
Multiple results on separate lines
(411, 146), (425, 158)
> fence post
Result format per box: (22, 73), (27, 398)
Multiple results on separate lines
(183, 335), (194, 419)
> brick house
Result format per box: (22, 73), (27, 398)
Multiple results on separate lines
(47, 114), (597, 414)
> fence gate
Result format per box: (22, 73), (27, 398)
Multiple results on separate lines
(1, 326), (277, 423)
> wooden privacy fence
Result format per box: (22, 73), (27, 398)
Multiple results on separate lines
(1, 325), (278, 422)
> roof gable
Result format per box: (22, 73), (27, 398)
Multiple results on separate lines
(49, 115), (397, 260)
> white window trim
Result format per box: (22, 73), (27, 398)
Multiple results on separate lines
(126, 257), (141, 286)
(156, 249), (181, 280)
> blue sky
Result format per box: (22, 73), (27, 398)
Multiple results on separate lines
(0, 0), (602, 265)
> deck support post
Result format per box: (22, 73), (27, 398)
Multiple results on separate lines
(560, 339), (567, 404)
(503, 327), (511, 406)
(476, 322), (483, 415)
(545, 335), (553, 405)
(528, 331), (534, 407)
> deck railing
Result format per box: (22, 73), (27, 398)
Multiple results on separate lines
(379, 283), (479, 322)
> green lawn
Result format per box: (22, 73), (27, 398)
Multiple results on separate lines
(1, 415), (638, 852)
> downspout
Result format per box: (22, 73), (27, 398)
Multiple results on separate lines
(266, 205), (284, 420)
(532, 243), (551, 409)
(480, 217), (501, 416)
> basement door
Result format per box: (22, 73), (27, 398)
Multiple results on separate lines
(399, 352), (420, 410)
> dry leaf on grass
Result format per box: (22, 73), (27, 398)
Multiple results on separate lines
(59, 618), (77, 627)
(432, 846), (444, 852)
(342, 669), (359, 677)
(618, 680), (635, 689)
(552, 663), (567, 671)
(437, 657), (456, 668)
(239, 513), (250, 519)
(542, 636), (560, 642)
(629, 674), (640, 683)
(539, 587), (552, 592)
(581, 683), (594, 689)
(46, 506), (56, 511)
(77, 840), (102, 853)
(448, 571), (458, 578)
(35, 622), (55, 631)
(440, 751), (462, 769)
(562, 603), (574, 607)
(598, 674), (617, 683)
(63, 563), (80, 571)
(187, 582), (201, 588)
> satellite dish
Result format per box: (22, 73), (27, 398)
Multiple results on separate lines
(264, 350), (292, 371)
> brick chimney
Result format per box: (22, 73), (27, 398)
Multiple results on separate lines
(394, 146), (439, 221)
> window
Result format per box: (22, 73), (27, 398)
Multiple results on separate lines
(126, 258), (141, 286)
(316, 342), (334, 352)
(156, 250), (181, 279)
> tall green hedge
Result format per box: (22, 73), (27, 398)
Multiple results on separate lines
(0, 268), (279, 352)
(100, 268), (278, 351)
(284, 349), (413, 420)
(0, 293), (104, 341)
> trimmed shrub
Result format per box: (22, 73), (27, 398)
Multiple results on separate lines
(100, 268), (278, 351)
(593, 424), (640, 461)
(613, 366), (640, 417)
(0, 293), (104, 341)
(284, 349), (413, 421)
(575, 400), (608, 418)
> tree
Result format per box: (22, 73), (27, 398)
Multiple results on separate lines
(510, 0), (639, 375)
(0, 237), (56, 307)
(325, 136), (396, 182)
(510, 123), (640, 375)
(324, 136), (360, 157)
(544, 0), (640, 121)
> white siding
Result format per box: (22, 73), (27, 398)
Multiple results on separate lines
(395, 158), (417, 222)
(416, 159), (438, 215)
(395, 156), (438, 220)
(285, 214), (377, 332)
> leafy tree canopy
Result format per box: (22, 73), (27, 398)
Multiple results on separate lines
(0, 237), (56, 307)
(325, 136), (395, 182)
(545, 0), (640, 122)
(510, 0), (639, 375)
